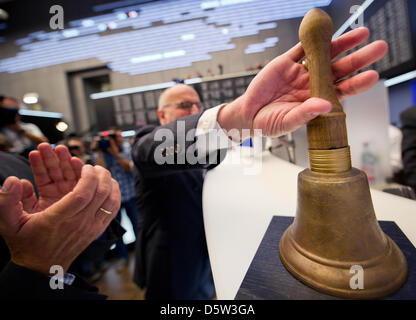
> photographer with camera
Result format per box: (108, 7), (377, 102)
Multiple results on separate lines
(0, 95), (48, 158)
(93, 128), (139, 272)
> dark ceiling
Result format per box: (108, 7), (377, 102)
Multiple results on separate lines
(0, 0), (158, 35)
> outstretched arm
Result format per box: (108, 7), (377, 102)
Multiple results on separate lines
(132, 27), (387, 175)
(218, 27), (388, 139)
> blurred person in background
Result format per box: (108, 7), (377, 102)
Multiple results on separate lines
(64, 134), (127, 281)
(66, 135), (93, 164)
(0, 95), (48, 158)
(387, 123), (406, 185)
(389, 124), (403, 175)
(400, 105), (416, 191)
(94, 128), (139, 271)
(0, 133), (12, 152)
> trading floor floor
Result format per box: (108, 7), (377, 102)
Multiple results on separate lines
(94, 252), (145, 300)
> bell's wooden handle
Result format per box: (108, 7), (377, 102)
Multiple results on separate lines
(299, 8), (348, 150)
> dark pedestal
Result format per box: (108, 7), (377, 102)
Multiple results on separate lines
(235, 216), (416, 300)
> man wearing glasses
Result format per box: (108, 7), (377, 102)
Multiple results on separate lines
(132, 84), (216, 300)
(156, 85), (203, 125)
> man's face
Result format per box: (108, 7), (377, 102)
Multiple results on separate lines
(1, 98), (19, 109)
(67, 139), (85, 157)
(0, 98), (21, 125)
(157, 86), (202, 125)
(113, 130), (124, 147)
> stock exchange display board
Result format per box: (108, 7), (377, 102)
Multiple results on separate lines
(360, 0), (416, 79)
(110, 72), (257, 129)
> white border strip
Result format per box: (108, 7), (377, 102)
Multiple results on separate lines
(90, 77), (202, 100)
(332, 0), (416, 88)
(332, 0), (374, 39)
(384, 70), (416, 87)
(121, 130), (136, 137)
(19, 109), (63, 119)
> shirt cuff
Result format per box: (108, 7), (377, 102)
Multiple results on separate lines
(195, 104), (226, 136)
(49, 272), (76, 286)
(195, 104), (240, 157)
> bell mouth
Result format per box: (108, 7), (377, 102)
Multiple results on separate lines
(279, 226), (408, 299)
(278, 168), (408, 299)
(286, 229), (395, 269)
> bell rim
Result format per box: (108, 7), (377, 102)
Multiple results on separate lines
(286, 225), (393, 268)
(279, 226), (409, 299)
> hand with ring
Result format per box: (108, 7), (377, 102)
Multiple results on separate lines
(0, 143), (121, 275)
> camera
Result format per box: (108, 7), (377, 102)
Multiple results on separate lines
(97, 130), (116, 150)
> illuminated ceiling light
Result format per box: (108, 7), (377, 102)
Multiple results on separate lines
(0, 8), (9, 20)
(56, 121), (69, 132)
(201, 0), (253, 9)
(163, 50), (186, 58)
(62, 29), (80, 38)
(223, 0), (253, 5)
(131, 53), (163, 64)
(107, 22), (118, 30)
(3, 0), (332, 75)
(384, 70), (416, 87)
(265, 37), (279, 43)
(97, 23), (107, 31)
(181, 33), (195, 41)
(19, 109), (62, 118)
(128, 11), (138, 18)
(201, 1), (220, 9)
(90, 77), (202, 100)
(121, 130), (136, 137)
(117, 12), (128, 20)
(82, 19), (95, 27)
(23, 92), (39, 104)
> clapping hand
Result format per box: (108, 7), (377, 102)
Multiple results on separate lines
(20, 143), (84, 212)
(0, 143), (121, 274)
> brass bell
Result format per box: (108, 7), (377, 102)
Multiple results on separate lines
(278, 8), (408, 299)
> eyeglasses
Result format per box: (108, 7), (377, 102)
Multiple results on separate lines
(162, 101), (202, 111)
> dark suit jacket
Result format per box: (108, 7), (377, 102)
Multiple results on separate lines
(0, 262), (106, 300)
(132, 112), (226, 299)
(401, 105), (416, 190)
